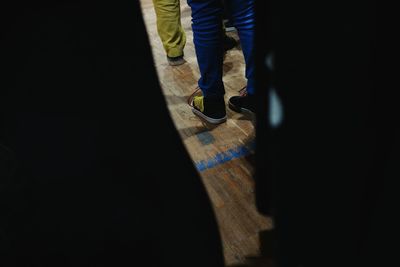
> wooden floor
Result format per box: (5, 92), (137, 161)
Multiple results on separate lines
(139, 1), (272, 266)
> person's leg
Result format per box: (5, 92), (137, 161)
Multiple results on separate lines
(188, 0), (224, 98)
(187, 0), (226, 124)
(227, 0), (255, 95)
(153, 0), (186, 65)
(222, 0), (236, 32)
(225, 0), (256, 113)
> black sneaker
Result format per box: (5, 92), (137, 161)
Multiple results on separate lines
(191, 95), (227, 124)
(228, 92), (256, 114)
(223, 35), (237, 51)
(167, 55), (185, 66)
(223, 19), (236, 32)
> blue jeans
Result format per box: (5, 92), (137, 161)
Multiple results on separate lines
(187, 0), (255, 98)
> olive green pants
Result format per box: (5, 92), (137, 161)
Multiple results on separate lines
(152, 0), (186, 57)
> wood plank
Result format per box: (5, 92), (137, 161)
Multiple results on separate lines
(139, 1), (272, 265)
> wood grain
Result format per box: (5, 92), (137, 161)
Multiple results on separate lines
(139, 1), (272, 265)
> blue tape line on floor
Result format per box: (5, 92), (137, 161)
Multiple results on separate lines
(194, 141), (255, 172)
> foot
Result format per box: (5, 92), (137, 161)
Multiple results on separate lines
(167, 55), (185, 66)
(191, 95), (227, 124)
(228, 90), (256, 114)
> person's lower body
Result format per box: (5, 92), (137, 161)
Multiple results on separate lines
(153, 0), (186, 66)
(222, 0), (236, 32)
(187, 0), (255, 124)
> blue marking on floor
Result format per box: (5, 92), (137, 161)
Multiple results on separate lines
(195, 141), (255, 172)
(196, 131), (215, 145)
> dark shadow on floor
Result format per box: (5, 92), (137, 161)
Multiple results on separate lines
(223, 61), (234, 74)
(227, 229), (276, 267)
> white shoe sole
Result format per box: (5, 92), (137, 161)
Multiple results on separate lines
(191, 108), (227, 124)
(168, 59), (185, 66)
(225, 26), (236, 32)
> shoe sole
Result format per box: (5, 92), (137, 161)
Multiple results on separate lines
(228, 101), (255, 115)
(168, 59), (185, 66)
(167, 55), (185, 66)
(225, 27), (236, 32)
(191, 108), (227, 124)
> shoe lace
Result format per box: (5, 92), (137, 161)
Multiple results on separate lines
(187, 87), (202, 107)
(239, 86), (247, 96)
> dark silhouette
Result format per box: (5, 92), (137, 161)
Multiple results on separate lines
(254, 1), (396, 266)
(0, 2), (224, 266)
